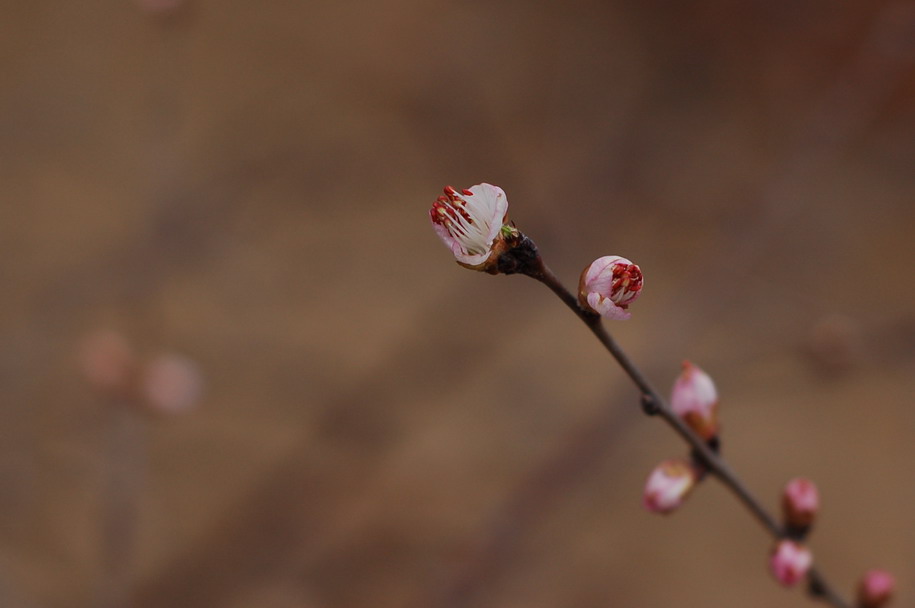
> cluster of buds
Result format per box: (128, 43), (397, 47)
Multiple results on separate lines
(770, 479), (819, 587)
(642, 362), (718, 514)
(428, 184), (898, 606)
(770, 478), (895, 605)
(79, 330), (203, 416)
(430, 184), (644, 314)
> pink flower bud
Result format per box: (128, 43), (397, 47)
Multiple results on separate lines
(140, 354), (203, 415)
(578, 256), (643, 320)
(430, 184), (510, 270)
(857, 569), (895, 608)
(770, 540), (812, 587)
(782, 478), (819, 530)
(78, 330), (137, 397)
(642, 460), (698, 514)
(670, 361), (719, 440)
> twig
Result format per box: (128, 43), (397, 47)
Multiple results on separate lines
(498, 234), (851, 608)
(98, 405), (148, 608)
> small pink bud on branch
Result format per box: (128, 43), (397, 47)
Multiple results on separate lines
(642, 459), (699, 514)
(670, 361), (719, 441)
(782, 478), (820, 534)
(770, 540), (813, 587)
(578, 256), (644, 320)
(857, 570), (895, 608)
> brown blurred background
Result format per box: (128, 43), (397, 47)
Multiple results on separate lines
(1, 1), (913, 607)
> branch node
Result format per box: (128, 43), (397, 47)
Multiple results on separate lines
(640, 394), (660, 416)
(808, 576), (826, 598)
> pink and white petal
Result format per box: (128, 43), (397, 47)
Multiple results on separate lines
(467, 183), (509, 245)
(431, 214), (491, 267)
(600, 303), (632, 321)
(588, 292), (631, 320)
(584, 256), (619, 292)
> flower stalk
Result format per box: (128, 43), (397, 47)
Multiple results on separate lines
(433, 207), (855, 607)
(505, 233), (851, 607)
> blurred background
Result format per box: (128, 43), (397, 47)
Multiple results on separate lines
(1, 1), (913, 607)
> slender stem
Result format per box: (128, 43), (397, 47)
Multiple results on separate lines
(528, 260), (850, 608)
(98, 404), (147, 608)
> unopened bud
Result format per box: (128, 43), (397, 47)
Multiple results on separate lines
(670, 361), (719, 440)
(782, 478), (819, 532)
(642, 459), (698, 514)
(770, 539), (812, 587)
(140, 354), (203, 415)
(78, 330), (137, 398)
(578, 256), (643, 320)
(857, 569), (895, 608)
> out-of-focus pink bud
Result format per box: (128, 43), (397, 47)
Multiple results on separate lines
(430, 184), (510, 270)
(802, 313), (862, 377)
(79, 330), (137, 397)
(782, 478), (819, 530)
(140, 354), (203, 415)
(770, 540), (812, 587)
(642, 460), (698, 514)
(670, 361), (719, 440)
(578, 255), (643, 320)
(857, 569), (895, 608)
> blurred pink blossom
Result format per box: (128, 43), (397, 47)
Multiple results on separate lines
(782, 478), (819, 529)
(141, 353), (203, 415)
(78, 330), (137, 397)
(770, 540), (812, 586)
(857, 569), (895, 608)
(670, 361), (719, 440)
(642, 460), (698, 514)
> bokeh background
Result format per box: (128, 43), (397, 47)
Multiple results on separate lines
(1, 1), (913, 607)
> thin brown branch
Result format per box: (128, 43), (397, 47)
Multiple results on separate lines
(521, 254), (851, 608)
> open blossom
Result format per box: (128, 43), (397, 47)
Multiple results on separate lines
(430, 184), (509, 269)
(857, 569), (895, 608)
(770, 540), (812, 586)
(670, 361), (719, 440)
(782, 478), (819, 530)
(642, 460), (698, 514)
(578, 256), (643, 320)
